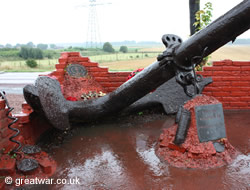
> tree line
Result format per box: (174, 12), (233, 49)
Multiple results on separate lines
(0, 42), (58, 50)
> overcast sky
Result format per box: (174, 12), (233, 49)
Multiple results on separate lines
(0, 0), (249, 45)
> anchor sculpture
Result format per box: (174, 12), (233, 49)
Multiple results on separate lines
(24, 0), (250, 130)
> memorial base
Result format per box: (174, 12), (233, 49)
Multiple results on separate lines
(156, 95), (239, 169)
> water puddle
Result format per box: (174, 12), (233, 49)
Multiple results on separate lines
(48, 111), (250, 189)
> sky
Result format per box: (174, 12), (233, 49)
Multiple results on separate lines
(0, 0), (249, 45)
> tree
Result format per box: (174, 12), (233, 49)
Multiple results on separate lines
(26, 42), (35, 48)
(50, 44), (57, 49)
(26, 59), (38, 68)
(5, 43), (13, 48)
(194, 2), (213, 31)
(37, 43), (48, 50)
(103, 42), (115, 53)
(189, 0), (200, 35)
(15, 43), (22, 49)
(119, 46), (128, 53)
(31, 48), (43, 59)
(19, 47), (29, 59)
(19, 47), (43, 59)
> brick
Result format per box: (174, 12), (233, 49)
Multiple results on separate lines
(203, 66), (223, 71)
(236, 87), (250, 92)
(241, 71), (250, 76)
(0, 100), (5, 110)
(66, 57), (81, 62)
(222, 66), (239, 71)
(215, 97), (224, 102)
(78, 57), (90, 62)
(52, 72), (65, 78)
(212, 92), (230, 97)
(240, 97), (250, 101)
(22, 102), (30, 110)
(79, 62), (98, 67)
(108, 77), (127, 82)
(61, 52), (80, 58)
(202, 92), (213, 96)
(88, 67), (108, 72)
(99, 82), (123, 87)
(223, 97), (241, 102)
(0, 155), (16, 175)
(223, 106), (232, 110)
(53, 70), (65, 75)
(0, 109), (8, 119)
(213, 71), (241, 76)
(240, 76), (250, 81)
(220, 77), (241, 81)
(231, 91), (247, 97)
(212, 82), (231, 86)
(55, 64), (67, 69)
(167, 143), (186, 153)
(68, 52), (81, 57)
(241, 66), (250, 71)
(58, 58), (68, 64)
(91, 72), (109, 77)
(232, 61), (250, 66)
(111, 72), (131, 77)
(0, 134), (22, 153)
(211, 76), (222, 81)
(213, 71), (232, 76)
(66, 57), (89, 62)
(232, 82), (250, 87)
(241, 87), (250, 92)
(230, 102), (248, 107)
(203, 87), (221, 92)
(220, 87), (236, 92)
(94, 77), (110, 82)
(221, 87), (246, 92)
(22, 103), (33, 114)
(213, 60), (233, 66)
(1, 125), (15, 138)
(14, 113), (30, 124)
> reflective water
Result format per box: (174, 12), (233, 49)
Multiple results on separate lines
(50, 111), (250, 190)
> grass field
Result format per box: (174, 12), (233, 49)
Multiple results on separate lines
(90, 52), (159, 63)
(0, 45), (250, 72)
(99, 45), (250, 70)
(0, 59), (57, 72)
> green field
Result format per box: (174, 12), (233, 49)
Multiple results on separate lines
(0, 45), (250, 72)
(0, 51), (161, 72)
(0, 59), (58, 72)
(89, 52), (159, 63)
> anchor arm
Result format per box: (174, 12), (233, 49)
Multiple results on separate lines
(24, 0), (250, 129)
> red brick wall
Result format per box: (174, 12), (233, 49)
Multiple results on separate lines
(49, 52), (250, 110)
(198, 60), (250, 109)
(49, 52), (130, 93)
(0, 100), (50, 153)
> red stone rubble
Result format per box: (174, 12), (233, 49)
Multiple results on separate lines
(0, 99), (56, 189)
(157, 95), (239, 169)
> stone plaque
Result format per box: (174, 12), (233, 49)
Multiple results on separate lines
(66, 64), (87, 78)
(195, 104), (226, 142)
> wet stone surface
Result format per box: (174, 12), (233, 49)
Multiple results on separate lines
(22, 145), (41, 154)
(37, 111), (250, 190)
(16, 159), (39, 173)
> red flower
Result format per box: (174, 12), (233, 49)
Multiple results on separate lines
(66, 97), (78, 101)
(127, 68), (144, 81)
